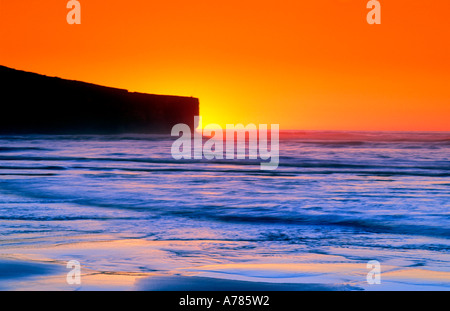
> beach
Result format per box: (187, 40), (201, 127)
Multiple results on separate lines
(0, 131), (449, 291)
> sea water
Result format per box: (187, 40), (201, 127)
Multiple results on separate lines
(0, 131), (449, 290)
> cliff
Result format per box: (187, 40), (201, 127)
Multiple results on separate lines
(0, 66), (199, 134)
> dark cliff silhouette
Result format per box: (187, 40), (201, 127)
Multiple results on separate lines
(0, 66), (199, 134)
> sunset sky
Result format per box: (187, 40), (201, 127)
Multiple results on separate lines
(1, 0), (449, 131)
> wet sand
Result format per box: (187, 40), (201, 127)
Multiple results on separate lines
(1, 238), (449, 291)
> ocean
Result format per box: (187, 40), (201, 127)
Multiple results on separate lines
(0, 131), (449, 290)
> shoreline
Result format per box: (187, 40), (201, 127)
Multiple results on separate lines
(1, 239), (449, 291)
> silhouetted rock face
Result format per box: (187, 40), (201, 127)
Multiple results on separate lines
(0, 66), (199, 134)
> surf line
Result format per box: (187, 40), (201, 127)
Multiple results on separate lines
(171, 116), (279, 170)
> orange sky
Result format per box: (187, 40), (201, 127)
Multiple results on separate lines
(0, 0), (449, 131)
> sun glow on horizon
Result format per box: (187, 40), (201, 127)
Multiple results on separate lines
(1, 1), (449, 131)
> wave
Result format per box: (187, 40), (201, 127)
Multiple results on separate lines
(0, 155), (449, 178)
(2, 185), (448, 239)
(0, 147), (50, 152)
(0, 165), (67, 170)
(1, 191), (449, 245)
(8, 195), (450, 239)
(0, 173), (57, 176)
(175, 211), (450, 240)
(0, 215), (134, 221)
(1, 153), (449, 169)
(4, 182), (447, 239)
(2, 132), (449, 146)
